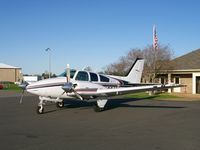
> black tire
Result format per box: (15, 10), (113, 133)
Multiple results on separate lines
(56, 101), (64, 108)
(93, 104), (104, 112)
(36, 106), (44, 114)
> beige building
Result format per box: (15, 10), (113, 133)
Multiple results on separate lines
(158, 49), (200, 94)
(0, 63), (22, 83)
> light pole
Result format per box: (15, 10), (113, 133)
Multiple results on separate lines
(45, 48), (51, 78)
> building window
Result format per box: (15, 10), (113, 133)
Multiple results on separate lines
(175, 77), (180, 84)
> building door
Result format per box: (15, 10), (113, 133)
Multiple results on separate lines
(196, 77), (200, 94)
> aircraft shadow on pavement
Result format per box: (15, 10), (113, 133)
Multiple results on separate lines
(44, 97), (185, 113)
(105, 98), (185, 111)
(43, 97), (185, 114)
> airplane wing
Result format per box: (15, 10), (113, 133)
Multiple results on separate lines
(70, 84), (184, 99)
(95, 84), (183, 97)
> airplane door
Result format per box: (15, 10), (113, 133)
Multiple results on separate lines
(196, 77), (200, 94)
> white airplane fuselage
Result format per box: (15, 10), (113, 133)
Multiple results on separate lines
(26, 77), (110, 99)
(26, 71), (122, 99)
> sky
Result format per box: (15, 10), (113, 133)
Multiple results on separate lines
(0, 0), (200, 75)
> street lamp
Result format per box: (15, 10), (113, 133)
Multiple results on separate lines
(45, 48), (51, 78)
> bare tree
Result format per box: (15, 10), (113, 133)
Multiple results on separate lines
(104, 48), (143, 76)
(104, 44), (174, 83)
(143, 45), (174, 82)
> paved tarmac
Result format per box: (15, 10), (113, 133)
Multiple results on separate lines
(0, 93), (200, 150)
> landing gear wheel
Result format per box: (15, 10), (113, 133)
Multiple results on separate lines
(93, 104), (104, 112)
(36, 106), (44, 114)
(56, 101), (64, 108)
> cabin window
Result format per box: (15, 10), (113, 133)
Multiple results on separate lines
(75, 71), (89, 81)
(99, 75), (110, 82)
(90, 72), (98, 82)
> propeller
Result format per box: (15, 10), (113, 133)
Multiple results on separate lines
(58, 64), (83, 100)
(18, 82), (28, 104)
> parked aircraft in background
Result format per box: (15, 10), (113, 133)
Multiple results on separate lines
(19, 58), (181, 114)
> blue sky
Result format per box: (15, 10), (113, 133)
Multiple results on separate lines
(0, 0), (200, 74)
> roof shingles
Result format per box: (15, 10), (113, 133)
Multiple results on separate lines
(172, 49), (200, 70)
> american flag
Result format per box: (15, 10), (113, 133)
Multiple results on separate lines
(153, 25), (158, 49)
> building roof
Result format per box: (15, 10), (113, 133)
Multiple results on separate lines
(171, 48), (200, 70)
(0, 63), (21, 69)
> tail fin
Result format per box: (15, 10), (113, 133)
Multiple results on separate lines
(108, 58), (144, 84)
(124, 58), (144, 83)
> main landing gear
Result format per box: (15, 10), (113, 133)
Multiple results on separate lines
(56, 101), (64, 108)
(93, 99), (108, 112)
(36, 96), (64, 114)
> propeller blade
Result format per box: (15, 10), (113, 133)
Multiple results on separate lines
(73, 89), (83, 100)
(19, 90), (25, 104)
(18, 82), (28, 104)
(66, 64), (70, 83)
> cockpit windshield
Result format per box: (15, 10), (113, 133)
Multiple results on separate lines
(58, 69), (76, 79)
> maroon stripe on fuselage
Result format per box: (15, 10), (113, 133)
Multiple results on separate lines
(75, 88), (98, 92)
(27, 82), (66, 90)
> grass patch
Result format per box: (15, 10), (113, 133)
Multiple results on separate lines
(125, 92), (180, 100)
(0, 83), (21, 91)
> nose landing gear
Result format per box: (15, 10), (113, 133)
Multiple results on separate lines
(37, 105), (44, 114)
(37, 97), (45, 114)
(36, 96), (64, 114)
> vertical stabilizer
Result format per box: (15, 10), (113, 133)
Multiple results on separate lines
(108, 58), (145, 84)
(124, 58), (144, 83)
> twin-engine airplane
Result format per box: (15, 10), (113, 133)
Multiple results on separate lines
(19, 58), (181, 114)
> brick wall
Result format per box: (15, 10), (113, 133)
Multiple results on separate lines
(172, 74), (192, 94)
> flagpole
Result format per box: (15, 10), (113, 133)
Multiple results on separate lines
(153, 25), (157, 82)
(153, 25), (155, 49)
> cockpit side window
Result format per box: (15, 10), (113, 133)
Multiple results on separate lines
(99, 75), (110, 82)
(90, 72), (98, 82)
(75, 71), (89, 81)
(59, 70), (76, 79)
(70, 70), (76, 79)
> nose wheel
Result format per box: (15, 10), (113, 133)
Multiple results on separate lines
(37, 105), (44, 114)
(93, 99), (108, 112)
(37, 97), (45, 114)
(93, 104), (104, 112)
